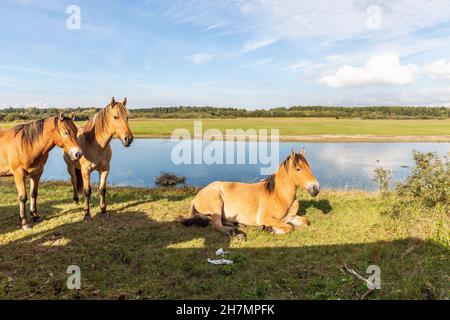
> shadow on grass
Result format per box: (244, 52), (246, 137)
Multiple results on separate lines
(0, 205), (447, 300)
(0, 180), (196, 234)
(298, 199), (333, 215)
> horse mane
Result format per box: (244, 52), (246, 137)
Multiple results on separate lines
(83, 102), (128, 143)
(13, 117), (57, 146)
(263, 153), (308, 194)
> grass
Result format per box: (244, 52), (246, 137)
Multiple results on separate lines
(2, 118), (450, 141)
(0, 179), (448, 300)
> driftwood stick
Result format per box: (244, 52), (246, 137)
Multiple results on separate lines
(342, 263), (374, 288)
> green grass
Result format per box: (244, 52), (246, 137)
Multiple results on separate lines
(0, 179), (448, 299)
(2, 118), (450, 140)
(128, 118), (450, 138)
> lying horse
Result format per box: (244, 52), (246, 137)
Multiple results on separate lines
(0, 113), (82, 229)
(180, 149), (320, 236)
(64, 97), (133, 220)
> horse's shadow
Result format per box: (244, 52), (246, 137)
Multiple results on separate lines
(298, 198), (333, 215)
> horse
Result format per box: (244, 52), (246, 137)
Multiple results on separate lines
(0, 113), (82, 230)
(179, 149), (320, 238)
(64, 97), (133, 220)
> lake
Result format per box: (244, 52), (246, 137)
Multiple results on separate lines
(41, 139), (449, 191)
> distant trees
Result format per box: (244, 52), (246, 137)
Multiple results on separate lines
(0, 105), (449, 122)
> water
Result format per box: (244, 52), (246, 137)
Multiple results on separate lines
(42, 139), (449, 191)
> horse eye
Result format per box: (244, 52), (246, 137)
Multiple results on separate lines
(114, 116), (119, 120)
(64, 131), (69, 135)
(296, 168), (301, 172)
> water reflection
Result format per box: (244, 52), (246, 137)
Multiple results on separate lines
(42, 139), (449, 191)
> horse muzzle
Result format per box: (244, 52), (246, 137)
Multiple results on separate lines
(70, 148), (83, 161)
(122, 135), (134, 147)
(307, 182), (320, 197)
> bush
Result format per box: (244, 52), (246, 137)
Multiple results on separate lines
(396, 151), (449, 208)
(155, 172), (186, 186)
(373, 167), (392, 195)
(385, 151), (449, 216)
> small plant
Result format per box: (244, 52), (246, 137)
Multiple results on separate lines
(373, 167), (392, 195)
(155, 172), (186, 186)
(222, 264), (235, 276)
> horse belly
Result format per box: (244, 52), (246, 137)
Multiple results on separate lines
(0, 167), (12, 176)
(221, 184), (259, 226)
(0, 149), (12, 176)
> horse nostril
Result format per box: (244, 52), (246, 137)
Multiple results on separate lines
(124, 136), (133, 146)
(314, 185), (320, 195)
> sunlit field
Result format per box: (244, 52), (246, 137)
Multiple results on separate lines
(0, 179), (447, 299)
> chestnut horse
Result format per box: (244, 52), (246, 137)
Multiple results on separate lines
(64, 97), (133, 220)
(0, 113), (82, 229)
(179, 149), (320, 237)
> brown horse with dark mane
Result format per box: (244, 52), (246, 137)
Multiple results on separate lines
(64, 97), (133, 220)
(0, 113), (82, 229)
(180, 149), (320, 238)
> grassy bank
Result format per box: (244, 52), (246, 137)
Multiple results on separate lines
(0, 179), (448, 299)
(2, 118), (450, 141)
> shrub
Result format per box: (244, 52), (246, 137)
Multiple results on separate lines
(155, 172), (186, 186)
(373, 167), (392, 195)
(395, 151), (449, 208)
(385, 151), (449, 216)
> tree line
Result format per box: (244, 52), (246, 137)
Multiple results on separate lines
(0, 106), (449, 122)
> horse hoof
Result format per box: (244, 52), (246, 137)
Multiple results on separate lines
(21, 223), (32, 230)
(73, 199), (79, 205)
(263, 226), (275, 234)
(31, 216), (42, 223)
(84, 214), (92, 222)
(101, 212), (109, 219)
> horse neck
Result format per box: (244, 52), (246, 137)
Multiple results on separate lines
(90, 113), (114, 148)
(272, 166), (297, 205)
(31, 118), (58, 156)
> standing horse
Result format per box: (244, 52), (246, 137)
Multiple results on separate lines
(0, 113), (82, 229)
(179, 149), (320, 237)
(64, 97), (133, 220)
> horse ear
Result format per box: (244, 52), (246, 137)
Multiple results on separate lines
(290, 149), (296, 158)
(59, 112), (65, 121)
(68, 112), (75, 120)
(110, 96), (115, 107)
(122, 97), (127, 107)
(300, 148), (305, 157)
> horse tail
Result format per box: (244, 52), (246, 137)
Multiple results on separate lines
(75, 168), (83, 193)
(177, 201), (210, 227)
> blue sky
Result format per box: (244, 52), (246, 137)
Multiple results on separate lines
(1, 0), (450, 108)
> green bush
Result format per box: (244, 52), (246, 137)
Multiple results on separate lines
(386, 151), (449, 216)
(373, 167), (392, 195)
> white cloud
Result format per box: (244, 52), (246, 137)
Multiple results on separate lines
(204, 22), (227, 32)
(185, 53), (215, 65)
(425, 59), (450, 79)
(241, 38), (279, 53)
(244, 58), (273, 68)
(239, 0), (450, 39)
(318, 52), (418, 87)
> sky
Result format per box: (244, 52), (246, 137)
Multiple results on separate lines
(1, 0), (450, 109)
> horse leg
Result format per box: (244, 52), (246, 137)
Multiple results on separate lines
(212, 213), (237, 236)
(29, 170), (43, 223)
(262, 217), (294, 234)
(283, 199), (310, 228)
(13, 170), (31, 230)
(67, 163), (79, 204)
(81, 168), (92, 221)
(98, 169), (109, 219)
